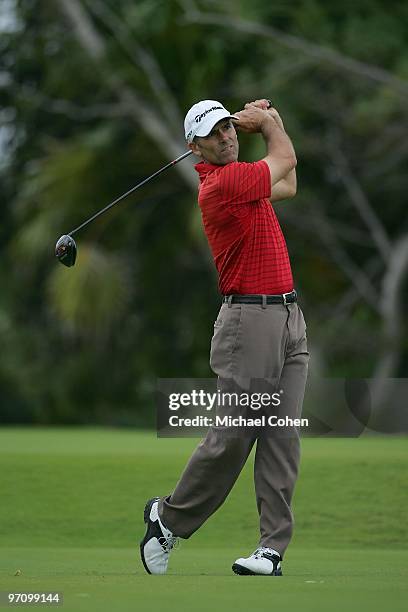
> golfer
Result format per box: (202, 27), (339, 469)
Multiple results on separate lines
(140, 98), (309, 576)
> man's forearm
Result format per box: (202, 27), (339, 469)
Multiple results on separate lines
(261, 116), (297, 166)
(266, 115), (297, 200)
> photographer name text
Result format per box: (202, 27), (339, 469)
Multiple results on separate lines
(168, 415), (309, 427)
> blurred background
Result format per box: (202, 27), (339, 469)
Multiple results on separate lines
(1, 0), (407, 427)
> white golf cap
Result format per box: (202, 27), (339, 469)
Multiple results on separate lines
(184, 100), (238, 143)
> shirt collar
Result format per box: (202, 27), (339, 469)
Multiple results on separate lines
(194, 161), (223, 181)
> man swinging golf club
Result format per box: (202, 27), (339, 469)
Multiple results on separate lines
(140, 98), (309, 576)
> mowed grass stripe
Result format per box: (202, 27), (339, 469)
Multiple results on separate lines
(0, 548), (407, 612)
(0, 430), (407, 612)
(0, 429), (407, 550)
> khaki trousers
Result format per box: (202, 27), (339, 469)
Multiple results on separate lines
(159, 301), (309, 555)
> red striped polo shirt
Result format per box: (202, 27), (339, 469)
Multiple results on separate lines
(195, 160), (294, 295)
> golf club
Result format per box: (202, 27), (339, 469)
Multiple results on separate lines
(55, 149), (193, 267)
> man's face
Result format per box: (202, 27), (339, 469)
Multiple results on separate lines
(189, 118), (239, 165)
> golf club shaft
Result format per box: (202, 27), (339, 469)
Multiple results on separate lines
(68, 150), (193, 237)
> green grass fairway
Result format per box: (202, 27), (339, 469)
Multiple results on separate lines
(0, 428), (407, 611)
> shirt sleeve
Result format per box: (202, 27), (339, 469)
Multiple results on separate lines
(218, 160), (271, 205)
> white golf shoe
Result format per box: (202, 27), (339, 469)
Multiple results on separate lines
(140, 497), (178, 575)
(232, 547), (283, 576)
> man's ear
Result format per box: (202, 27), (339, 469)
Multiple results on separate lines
(188, 141), (203, 158)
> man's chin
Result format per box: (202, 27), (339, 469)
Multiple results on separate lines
(219, 151), (238, 165)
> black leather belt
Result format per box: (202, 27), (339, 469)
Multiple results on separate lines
(222, 290), (297, 305)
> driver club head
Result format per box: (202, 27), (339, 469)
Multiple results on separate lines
(55, 234), (77, 267)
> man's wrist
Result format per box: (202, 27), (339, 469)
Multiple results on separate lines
(260, 114), (278, 135)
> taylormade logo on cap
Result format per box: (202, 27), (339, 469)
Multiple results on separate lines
(184, 100), (238, 143)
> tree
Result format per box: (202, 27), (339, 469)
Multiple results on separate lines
(1, 0), (407, 424)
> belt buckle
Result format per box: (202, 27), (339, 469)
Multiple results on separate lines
(282, 292), (291, 306)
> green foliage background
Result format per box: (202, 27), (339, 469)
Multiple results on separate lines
(1, 0), (407, 424)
